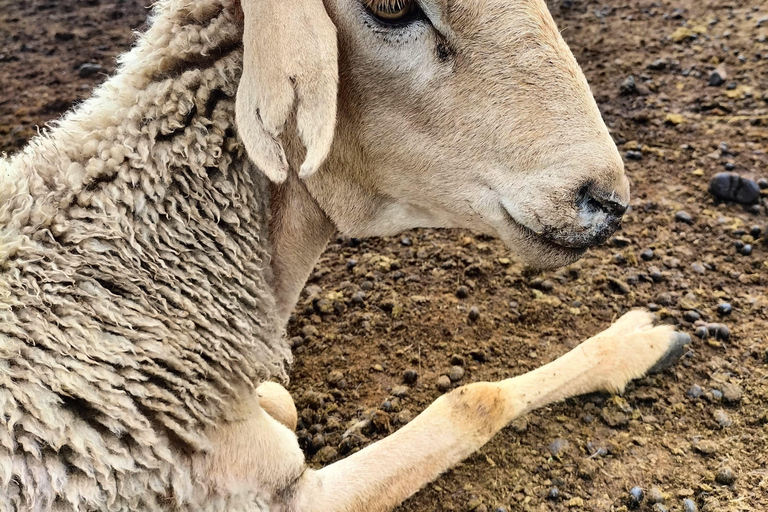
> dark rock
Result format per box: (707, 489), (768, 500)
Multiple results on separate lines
(629, 486), (644, 508)
(620, 75), (638, 95)
(456, 285), (470, 299)
(716, 303), (732, 316)
(625, 150), (643, 161)
(547, 487), (560, 500)
(400, 236), (412, 246)
(641, 248), (655, 261)
(694, 326), (708, 340)
(675, 211), (694, 224)
(403, 369), (418, 385)
(715, 467), (735, 485)
(78, 62), (103, 78)
(683, 310), (700, 322)
(741, 244), (752, 256)
(758, 178), (768, 190)
(709, 69), (726, 87)
(468, 307), (480, 322)
(709, 172), (761, 204)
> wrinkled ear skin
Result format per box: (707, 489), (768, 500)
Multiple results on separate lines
(235, 0), (339, 184)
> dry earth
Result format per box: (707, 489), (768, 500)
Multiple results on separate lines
(1, 0), (767, 511)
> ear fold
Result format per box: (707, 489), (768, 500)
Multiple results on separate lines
(236, 0), (339, 184)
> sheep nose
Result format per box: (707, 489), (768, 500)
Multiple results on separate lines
(572, 185), (627, 245)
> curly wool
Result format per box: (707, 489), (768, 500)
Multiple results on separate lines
(0, 0), (288, 510)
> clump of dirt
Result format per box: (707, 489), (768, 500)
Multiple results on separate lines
(2, 0), (767, 511)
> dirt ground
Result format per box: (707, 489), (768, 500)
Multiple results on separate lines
(2, 0), (767, 511)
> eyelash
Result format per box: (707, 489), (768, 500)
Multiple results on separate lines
(363, 0), (425, 27)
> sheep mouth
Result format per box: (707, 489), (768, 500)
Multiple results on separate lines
(498, 203), (587, 260)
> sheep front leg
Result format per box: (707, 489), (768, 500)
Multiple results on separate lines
(289, 310), (689, 512)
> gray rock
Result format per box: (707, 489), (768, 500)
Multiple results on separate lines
(709, 172), (761, 204)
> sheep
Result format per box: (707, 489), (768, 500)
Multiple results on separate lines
(0, 0), (690, 510)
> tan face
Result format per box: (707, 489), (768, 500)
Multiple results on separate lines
(235, 0), (630, 269)
(307, 0), (628, 268)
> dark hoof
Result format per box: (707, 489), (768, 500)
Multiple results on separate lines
(648, 332), (690, 374)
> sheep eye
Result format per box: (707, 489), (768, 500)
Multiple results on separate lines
(365, 0), (421, 25)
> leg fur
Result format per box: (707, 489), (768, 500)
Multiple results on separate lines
(287, 310), (689, 512)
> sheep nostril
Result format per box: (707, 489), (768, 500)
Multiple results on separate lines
(578, 186), (628, 223)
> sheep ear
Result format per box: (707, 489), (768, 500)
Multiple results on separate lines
(235, 0), (339, 184)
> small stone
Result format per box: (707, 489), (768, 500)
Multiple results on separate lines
(629, 486), (644, 508)
(717, 303), (732, 316)
(468, 307), (480, 322)
(448, 365), (465, 382)
(715, 467), (735, 485)
(400, 236), (412, 246)
(403, 369), (418, 385)
(450, 354), (465, 366)
(749, 225), (762, 238)
(741, 244), (752, 256)
(620, 75), (638, 95)
(714, 409), (732, 428)
(709, 68), (726, 87)
(691, 262), (706, 274)
(687, 384), (703, 398)
(675, 211), (694, 224)
(709, 172), (761, 204)
(626, 150), (643, 161)
(346, 259), (357, 270)
(456, 285), (470, 299)
(683, 310), (700, 322)
(694, 326), (709, 340)
(613, 253), (627, 265)
(649, 58), (668, 70)
(549, 438), (569, 458)
(641, 249), (655, 261)
(78, 63), (103, 78)
(683, 500), (697, 512)
(715, 324), (730, 341)
(391, 385), (409, 398)
(327, 370), (344, 386)
(647, 487), (665, 504)
(547, 487), (560, 500)
(758, 178), (768, 189)
(436, 375), (452, 392)
(694, 440), (718, 456)
(720, 382), (742, 404)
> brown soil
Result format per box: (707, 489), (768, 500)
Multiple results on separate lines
(2, 1), (767, 511)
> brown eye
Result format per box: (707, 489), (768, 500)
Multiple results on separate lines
(366, 0), (421, 25)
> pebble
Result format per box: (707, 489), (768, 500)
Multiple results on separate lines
(683, 499), (697, 512)
(327, 370), (344, 386)
(549, 438), (569, 458)
(741, 244), (752, 256)
(468, 307), (480, 322)
(626, 150), (643, 160)
(709, 172), (761, 204)
(758, 178), (768, 189)
(715, 467), (735, 485)
(547, 487), (560, 500)
(687, 384), (703, 398)
(683, 310), (700, 322)
(647, 487), (665, 504)
(629, 486), (644, 508)
(456, 285), (470, 299)
(720, 382), (742, 404)
(714, 409), (732, 428)
(675, 210), (694, 224)
(613, 253), (627, 265)
(436, 375), (452, 392)
(691, 262), (706, 274)
(345, 259), (357, 270)
(709, 69), (726, 87)
(400, 236), (412, 246)
(620, 75), (638, 95)
(716, 303), (732, 316)
(450, 354), (465, 366)
(694, 326), (708, 340)
(448, 365), (465, 382)
(750, 225), (762, 238)
(641, 248), (655, 260)
(403, 369), (418, 385)
(78, 62), (103, 78)
(391, 385), (409, 398)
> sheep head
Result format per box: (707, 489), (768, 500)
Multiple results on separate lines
(236, 0), (629, 269)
